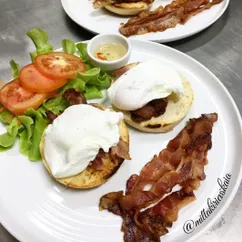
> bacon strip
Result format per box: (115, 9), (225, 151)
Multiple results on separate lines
(62, 88), (87, 105)
(118, 113), (217, 211)
(99, 113), (218, 241)
(113, 62), (139, 80)
(111, 138), (131, 160)
(89, 139), (130, 171)
(119, 0), (223, 37)
(99, 191), (123, 215)
(45, 89), (87, 123)
(136, 189), (196, 239)
(45, 110), (58, 123)
(131, 98), (168, 122)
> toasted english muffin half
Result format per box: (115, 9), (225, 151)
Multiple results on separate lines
(111, 64), (194, 133)
(120, 79), (194, 133)
(105, 2), (152, 16)
(40, 104), (130, 189)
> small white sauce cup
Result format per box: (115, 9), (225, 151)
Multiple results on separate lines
(87, 34), (131, 71)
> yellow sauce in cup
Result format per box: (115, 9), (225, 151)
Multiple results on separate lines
(95, 43), (127, 61)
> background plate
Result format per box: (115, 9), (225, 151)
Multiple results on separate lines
(61, 0), (230, 43)
(0, 39), (241, 242)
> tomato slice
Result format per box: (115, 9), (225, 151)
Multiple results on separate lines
(34, 52), (86, 80)
(0, 79), (52, 115)
(19, 64), (68, 93)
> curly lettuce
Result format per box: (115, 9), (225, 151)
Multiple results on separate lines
(26, 28), (54, 61)
(10, 60), (19, 78)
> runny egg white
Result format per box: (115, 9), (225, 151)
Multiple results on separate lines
(108, 59), (184, 111)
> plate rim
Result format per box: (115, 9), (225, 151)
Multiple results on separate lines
(61, 0), (230, 43)
(0, 39), (241, 242)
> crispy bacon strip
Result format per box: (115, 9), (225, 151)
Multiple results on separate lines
(136, 189), (196, 239)
(90, 139), (130, 171)
(131, 98), (168, 122)
(118, 113), (217, 210)
(62, 88), (87, 105)
(111, 138), (131, 160)
(114, 189), (196, 242)
(119, 0), (223, 37)
(45, 110), (58, 123)
(99, 191), (123, 215)
(88, 149), (106, 171)
(45, 89), (87, 123)
(122, 210), (156, 242)
(113, 62), (139, 80)
(99, 113), (218, 241)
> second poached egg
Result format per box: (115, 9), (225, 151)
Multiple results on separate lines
(108, 59), (184, 111)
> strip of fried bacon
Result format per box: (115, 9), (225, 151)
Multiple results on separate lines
(133, 189), (196, 241)
(62, 88), (87, 105)
(89, 138), (130, 171)
(119, 0), (223, 37)
(45, 88), (87, 123)
(131, 98), (168, 122)
(113, 62), (139, 80)
(93, 0), (154, 8)
(99, 113), (218, 241)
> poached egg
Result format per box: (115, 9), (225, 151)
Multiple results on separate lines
(108, 59), (184, 111)
(43, 104), (123, 178)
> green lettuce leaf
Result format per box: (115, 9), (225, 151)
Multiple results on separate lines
(0, 133), (16, 148)
(10, 60), (19, 78)
(59, 77), (86, 94)
(88, 71), (112, 89)
(43, 96), (69, 114)
(26, 28), (54, 61)
(18, 115), (34, 139)
(0, 108), (14, 124)
(0, 118), (21, 148)
(78, 68), (100, 83)
(77, 68), (112, 89)
(85, 64), (94, 71)
(19, 129), (32, 157)
(76, 43), (89, 62)
(18, 115), (34, 157)
(6, 118), (19, 136)
(62, 39), (76, 55)
(37, 106), (48, 117)
(25, 109), (48, 161)
(84, 86), (103, 99)
(0, 146), (10, 152)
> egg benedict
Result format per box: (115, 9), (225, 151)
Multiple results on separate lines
(40, 103), (130, 188)
(93, 0), (154, 16)
(108, 60), (194, 133)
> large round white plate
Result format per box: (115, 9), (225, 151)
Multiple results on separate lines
(0, 39), (242, 242)
(61, 0), (230, 43)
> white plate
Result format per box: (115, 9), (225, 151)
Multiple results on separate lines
(61, 0), (230, 43)
(0, 40), (242, 242)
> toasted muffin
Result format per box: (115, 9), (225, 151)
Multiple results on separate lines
(104, 1), (153, 16)
(120, 79), (193, 133)
(40, 104), (130, 189)
(111, 64), (194, 133)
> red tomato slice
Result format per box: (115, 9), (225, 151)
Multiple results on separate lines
(34, 52), (86, 80)
(0, 79), (53, 115)
(19, 64), (68, 93)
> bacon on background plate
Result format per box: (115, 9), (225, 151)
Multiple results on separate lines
(119, 0), (223, 37)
